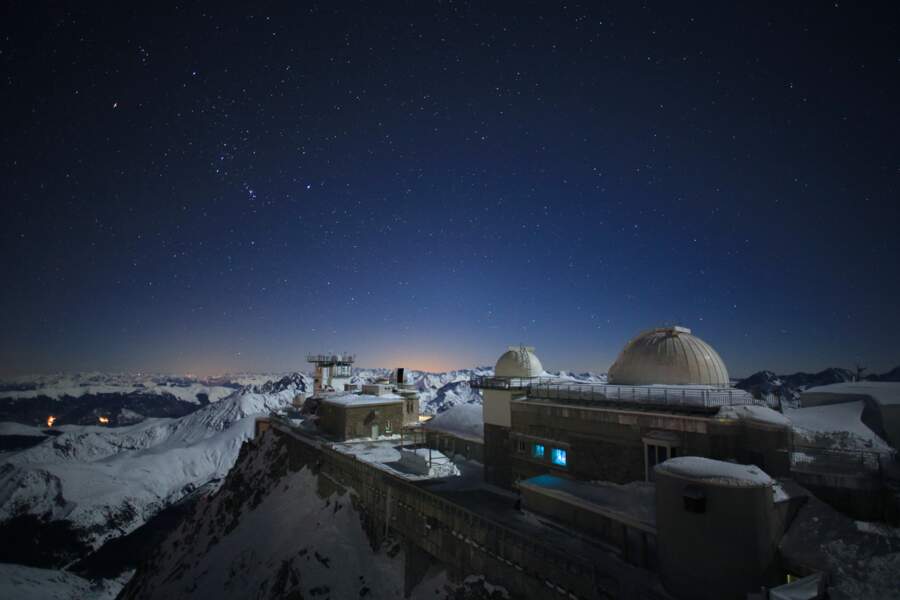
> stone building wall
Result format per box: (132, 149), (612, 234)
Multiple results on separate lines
(267, 422), (673, 600)
(507, 401), (793, 485)
(319, 401), (404, 440)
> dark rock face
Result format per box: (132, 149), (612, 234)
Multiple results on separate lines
(737, 368), (855, 399)
(253, 372), (308, 395)
(71, 483), (216, 579)
(868, 366), (900, 382)
(0, 513), (91, 568)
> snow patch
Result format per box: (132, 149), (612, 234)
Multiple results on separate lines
(656, 456), (774, 487)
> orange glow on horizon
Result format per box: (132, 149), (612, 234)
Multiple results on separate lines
(46, 415), (56, 428)
(98, 416), (110, 425)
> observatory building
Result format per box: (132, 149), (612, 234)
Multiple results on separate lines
(607, 325), (730, 386)
(482, 345), (544, 486)
(474, 328), (792, 488)
(254, 330), (896, 600)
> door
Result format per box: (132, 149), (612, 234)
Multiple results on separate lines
(371, 423), (379, 438)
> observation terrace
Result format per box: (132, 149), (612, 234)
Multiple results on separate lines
(470, 375), (766, 414)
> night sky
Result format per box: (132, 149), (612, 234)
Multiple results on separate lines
(2, 2), (899, 377)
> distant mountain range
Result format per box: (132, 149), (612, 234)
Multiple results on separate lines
(735, 366), (900, 400)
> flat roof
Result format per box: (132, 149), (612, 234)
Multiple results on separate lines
(519, 474), (656, 530)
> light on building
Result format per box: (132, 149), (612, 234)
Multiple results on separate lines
(532, 443), (545, 458)
(551, 448), (568, 467)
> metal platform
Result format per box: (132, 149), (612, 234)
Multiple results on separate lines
(306, 353), (355, 364)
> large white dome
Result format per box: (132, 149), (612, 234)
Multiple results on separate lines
(608, 326), (729, 386)
(495, 346), (544, 378)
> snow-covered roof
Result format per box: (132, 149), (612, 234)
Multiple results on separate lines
(803, 381), (900, 407)
(320, 393), (401, 407)
(608, 326), (730, 387)
(716, 405), (792, 428)
(422, 403), (484, 442)
(330, 440), (459, 480)
(656, 456), (774, 487)
(785, 400), (892, 452)
(495, 346), (543, 378)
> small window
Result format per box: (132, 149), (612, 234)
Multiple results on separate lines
(683, 484), (706, 513)
(551, 448), (567, 467)
(532, 443), (545, 459)
(517, 440), (526, 453)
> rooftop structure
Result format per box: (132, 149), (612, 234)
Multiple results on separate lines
(307, 353), (355, 395)
(305, 353), (355, 365)
(608, 326), (730, 387)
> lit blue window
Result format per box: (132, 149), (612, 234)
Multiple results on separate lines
(532, 443), (545, 458)
(551, 448), (567, 467)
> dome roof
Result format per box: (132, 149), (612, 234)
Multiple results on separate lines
(607, 326), (729, 386)
(495, 346), (544, 378)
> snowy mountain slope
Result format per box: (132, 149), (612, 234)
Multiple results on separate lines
(0, 562), (128, 600)
(119, 429), (504, 600)
(0, 373), (311, 556)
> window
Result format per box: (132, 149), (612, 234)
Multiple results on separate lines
(683, 484), (706, 513)
(551, 448), (567, 467)
(532, 443), (545, 459)
(645, 443), (677, 481)
(517, 440), (526, 453)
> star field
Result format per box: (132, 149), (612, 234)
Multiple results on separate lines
(2, 2), (899, 376)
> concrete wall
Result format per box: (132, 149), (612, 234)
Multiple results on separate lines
(484, 423), (512, 487)
(881, 404), (900, 450)
(483, 389), (516, 427)
(400, 392), (420, 426)
(520, 482), (658, 571)
(424, 431), (484, 463)
(655, 468), (782, 600)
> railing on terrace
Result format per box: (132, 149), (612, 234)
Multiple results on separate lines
(791, 445), (893, 474)
(470, 375), (761, 409)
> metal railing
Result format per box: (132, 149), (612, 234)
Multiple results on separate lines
(470, 375), (760, 409)
(306, 353), (355, 364)
(791, 445), (892, 474)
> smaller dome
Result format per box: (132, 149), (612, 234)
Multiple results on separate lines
(608, 326), (729, 386)
(495, 346), (544, 378)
